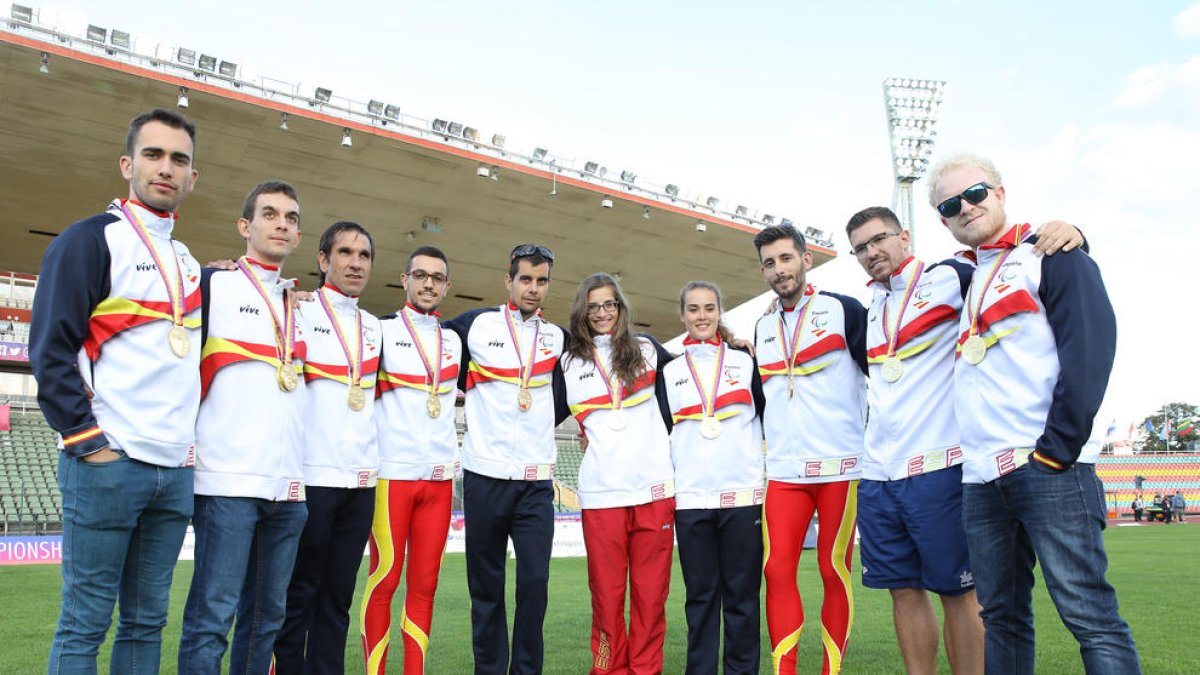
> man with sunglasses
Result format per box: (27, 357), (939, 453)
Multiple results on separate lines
(444, 244), (568, 675)
(361, 245), (462, 674)
(845, 206), (1082, 675)
(930, 153), (1140, 673)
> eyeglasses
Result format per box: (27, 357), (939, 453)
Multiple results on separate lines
(936, 182), (993, 218)
(510, 244), (555, 262)
(407, 269), (448, 284)
(586, 300), (620, 314)
(851, 231), (902, 257)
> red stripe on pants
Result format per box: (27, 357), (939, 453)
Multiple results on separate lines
(763, 480), (857, 675)
(582, 498), (676, 674)
(360, 479), (453, 675)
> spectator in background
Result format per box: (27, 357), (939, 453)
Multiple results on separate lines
(1131, 495), (1143, 522)
(1172, 491), (1186, 523)
(1161, 495), (1173, 524)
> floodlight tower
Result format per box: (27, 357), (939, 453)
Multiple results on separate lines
(883, 78), (946, 254)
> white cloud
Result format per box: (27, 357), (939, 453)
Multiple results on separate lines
(1175, 3), (1200, 37)
(1115, 55), (1200, 110)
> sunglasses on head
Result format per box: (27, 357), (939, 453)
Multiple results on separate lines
(936, 182), (993, 218)
(510, 244), (555, 262)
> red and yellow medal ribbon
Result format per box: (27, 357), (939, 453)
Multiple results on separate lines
(318, 287), (364, 390)
(118, 201), (185, 329)
(236, 257), (295, 366)
(400, 306), (444, 395)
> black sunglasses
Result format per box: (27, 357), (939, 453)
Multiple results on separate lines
(510, 244), (555, 262)
(936, 182), (993, 218)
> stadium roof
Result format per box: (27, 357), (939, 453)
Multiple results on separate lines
(0, 25), (835, 338)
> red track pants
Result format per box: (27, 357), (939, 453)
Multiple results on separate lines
(360, 479), (452, 674)
(763, 480), (858, 675)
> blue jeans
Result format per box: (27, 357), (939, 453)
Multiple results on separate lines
(177, 496), (307, 675)
(962, 462), (1141, 674)
(49, 451), (193, 675)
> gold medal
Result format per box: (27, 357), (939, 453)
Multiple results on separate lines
(348, 386), (366, 411)
(277, 363), (299, 392)
(427, 391), (442, 418)
(700, 415), (722, 440)
(168, 324), (190, 358)
(518, 386), (533, 412)
(881, 356), (903, 383)
(608, 410), (627, 431)
(962, 335), (987, 365)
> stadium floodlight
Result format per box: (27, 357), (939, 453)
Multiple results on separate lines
(198, 54), (217, 72)
(584, 161), (600, 175)
(177, 86), (188, 108)
(664, 184), (679, 199)
(883, 76), (946, 254)
(695, 221), (707, 233)
(218, 60), (237, 78)
(600, 197), (614, 209)
(431, 119), (449, 133)
(735, 205), (749, 218)
(705, 196), (720, 209)
(490, 133), (506, 149)
(313, 87), (332, 102)
(447, 121), (464, 136)
(367, 100), (385, 116)
(780, 218), (794, 228)
(176, 47), (196, 66)
(805, 226), (824, 243)
(462, 127), (479, 142)
(762, 214), (775, 225)
(532, 147), (549, 163)
(341, 128), (352, 148)
(476, 163), (491, 178)
(86, 24), (106, 43)
(110, 30), (130, 49)
(11, 5), (34, 23)
(384, 104), (401, 121)
(619, 170), (637, 184)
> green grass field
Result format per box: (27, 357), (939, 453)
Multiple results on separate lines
(2, 524), (1196, 673)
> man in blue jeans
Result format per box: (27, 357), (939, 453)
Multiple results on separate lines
(931, 153), (1140, 673)
(31, 108), (203, 674)
(178, 181), (309, 673)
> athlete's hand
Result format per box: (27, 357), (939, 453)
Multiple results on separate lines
(1032, 220), (1083, 256)
(578, 431), (589, 455)
(292, 290), (314, 305)
(81, 447), (121, 464)
(763, 297), (779, 315)
(204, 258), (239, 270)
(731, 337), (756, 358)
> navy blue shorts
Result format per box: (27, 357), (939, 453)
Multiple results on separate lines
(858, 465), (973, 595)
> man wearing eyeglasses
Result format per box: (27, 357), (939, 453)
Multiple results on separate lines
(444, 244), (568, 675)
(359, 245), (462, 674)
(845, 206), (1082, 675)
(931, 153), (1140, 674)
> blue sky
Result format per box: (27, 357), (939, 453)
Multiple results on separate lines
(52, 1), (1200, 432)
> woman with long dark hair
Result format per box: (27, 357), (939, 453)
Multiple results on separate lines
(664, 281), (765, 674)
(557, 272), (675, 674)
